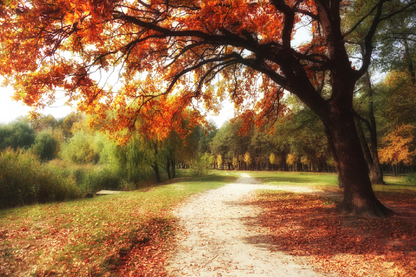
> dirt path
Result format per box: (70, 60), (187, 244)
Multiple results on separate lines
(166, 173), (331, 277)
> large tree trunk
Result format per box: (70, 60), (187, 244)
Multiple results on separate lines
(361, 70), (386, 185)
(356, 119), (385, 185)
(323, 109), (393, 217)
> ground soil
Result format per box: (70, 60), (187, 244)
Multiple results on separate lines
(166, 173), (335, 277)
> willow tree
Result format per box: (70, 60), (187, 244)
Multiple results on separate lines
(2, 0), (415, 216)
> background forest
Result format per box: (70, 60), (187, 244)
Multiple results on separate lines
(1, 60), (415, 209)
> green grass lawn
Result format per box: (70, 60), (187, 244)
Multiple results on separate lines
(249, 171), (339, 188)
(249, 171), (416, 195)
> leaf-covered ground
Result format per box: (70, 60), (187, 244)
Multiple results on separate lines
(1, 171), (414, 276)
(253, 191), (416, 277)
(0, 172), (239, 276)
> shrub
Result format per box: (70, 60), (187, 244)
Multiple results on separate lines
(61, 132), (99, 164)
(406, 173), (416, 185)
(0, 148), (79, 209)
(0, 121), (36, 150)
(78, 166), (122, 193)
(189, 153), (211, 176)
(31, 131), (59, 161)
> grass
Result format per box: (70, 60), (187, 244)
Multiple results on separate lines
(249, 171), (339, 187)
(0, 170), (239, 276)
(249, 171), (416, 197)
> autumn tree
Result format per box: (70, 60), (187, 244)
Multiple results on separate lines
(286, 153), (296, 171)
(29, 114), (59, 132)
(232, 157), (239, 170)
(244, 151), (252, 170)
(2, 0), (415, 216)
(379, 124), (416, 173)
(269, 153), (276, 170)
(0, 121), (36, 150)
(216, 154), (223, 170)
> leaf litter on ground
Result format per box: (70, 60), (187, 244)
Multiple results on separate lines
(251, 191), (416, 277)
(0, 173), (238, 276)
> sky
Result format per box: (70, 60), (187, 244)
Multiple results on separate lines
(0, 21), (312, 128)
(0, 84), (74, 124)
(0, 83), (234, 127)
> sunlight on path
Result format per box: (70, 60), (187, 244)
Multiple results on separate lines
(167, 173), (330, 277)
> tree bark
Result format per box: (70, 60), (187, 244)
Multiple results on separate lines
(356, 119), (385, 185)
(363, 70), (386, 185)
(322, 109), (393, 217)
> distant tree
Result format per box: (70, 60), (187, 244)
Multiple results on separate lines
(61, 112), (83, 139)
(286, 154), (296, 171)
(379, 124), (416, 171)
(216, 154), (223, 170)
(232, 157), (238, 170)
(301, 156), (310, 171)
(31, 131), (58, 161)
(269, 153), (276, 171)
(244, 152), (252, 171)
(0, 121), (36, 150)
(29, 114), (58, 132)
(61, 132), (99, 164)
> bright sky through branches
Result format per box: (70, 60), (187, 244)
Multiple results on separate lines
(0, 20), (312, 127)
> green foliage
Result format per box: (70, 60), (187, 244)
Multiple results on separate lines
(77, 165), (121, 193)
(61, 131), (99, 164)
(114, 134), (155, 183)
(31, 131), (59, 161)
(406, 173), (416, 185)
(29, 114), (59, 132)
(0, 148), (79, 209)
(232, 157), (238, 168)
(189, 153), (211, 176)
(0, 121), (36, 150)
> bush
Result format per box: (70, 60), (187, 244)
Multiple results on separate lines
(48, 160), (136, 193)
(0, 149), (79, 209)
(407, 173), (416, 185)
(78, 166), (122, 193)
(189, 153), (211, 176)
(0, 121), (36, 150)
(31, 131), (59, 161)
(61, 132), (99, 164)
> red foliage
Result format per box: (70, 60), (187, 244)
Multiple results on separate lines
(253, 193), (416, 276)
(115, 218), (176, 277)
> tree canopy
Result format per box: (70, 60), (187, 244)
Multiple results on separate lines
(1, 0), (416, 217)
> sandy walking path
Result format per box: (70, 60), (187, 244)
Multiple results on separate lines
(167, 173), (328, 277)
